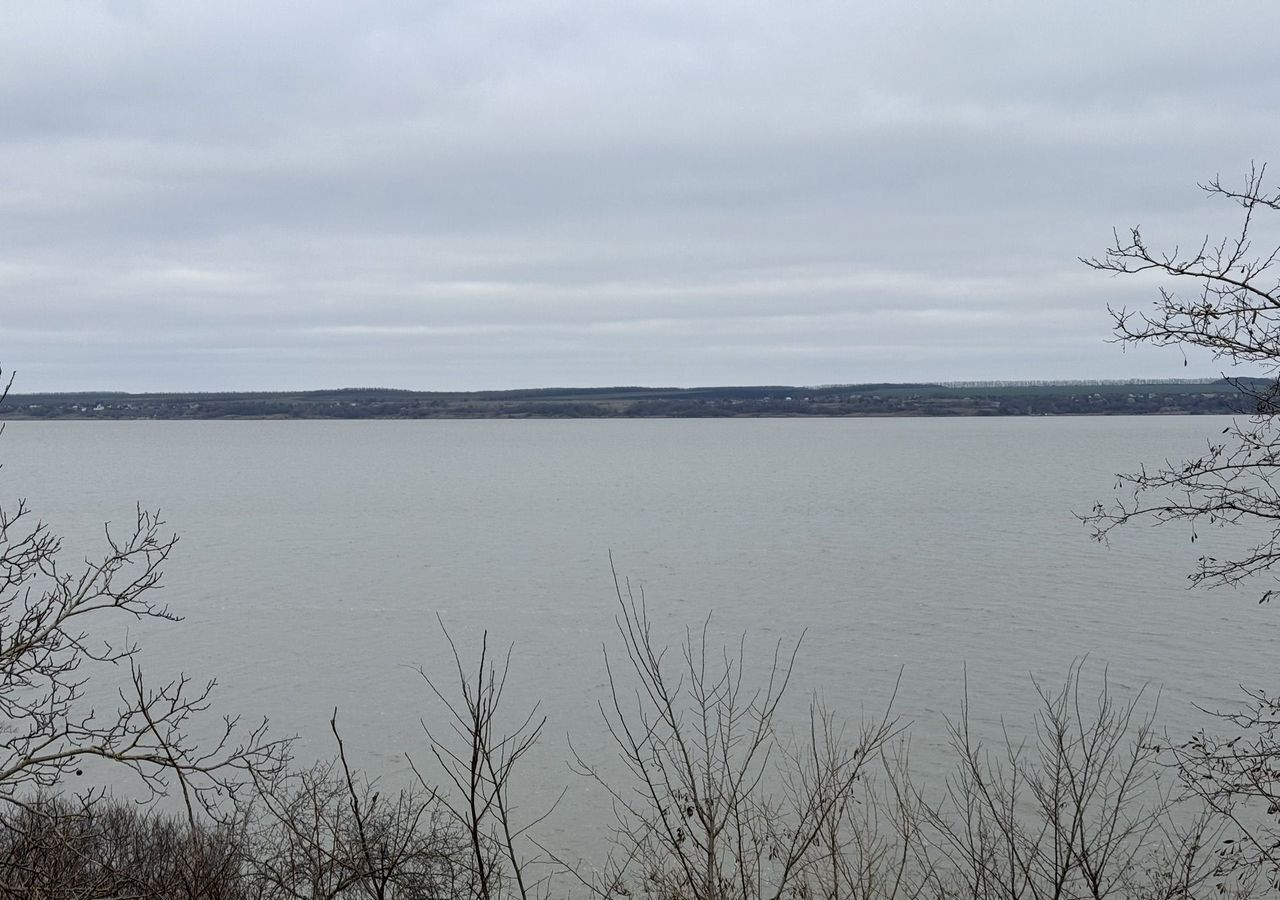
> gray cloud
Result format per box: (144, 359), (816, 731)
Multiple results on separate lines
(2, 0), (1278, 390)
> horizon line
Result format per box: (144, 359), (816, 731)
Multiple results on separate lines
(2, 376), (1253, 398)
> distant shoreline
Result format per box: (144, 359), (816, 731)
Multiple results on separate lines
(0, 380), (1263, 420)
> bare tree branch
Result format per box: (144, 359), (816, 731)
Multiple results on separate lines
(1081, 166), (1280, 603)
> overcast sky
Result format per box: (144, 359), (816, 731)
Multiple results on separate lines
(3, 1), (1280, 391)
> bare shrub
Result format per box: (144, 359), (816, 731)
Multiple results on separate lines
(413, 623), (559, 900)
(0, 794), (246, 899)
(564, 566), (902, 900)
(919, 662), (1227, 900)
(0, 497), (286, 817)
(242, 714), (466, 900)
(1167, 687), (1280, 895)
(0, 369), (287, 818)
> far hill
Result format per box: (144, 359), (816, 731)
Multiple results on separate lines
(0, 379), (1268, 419)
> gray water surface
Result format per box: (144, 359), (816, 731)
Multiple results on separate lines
(4, 417), (1274, 845)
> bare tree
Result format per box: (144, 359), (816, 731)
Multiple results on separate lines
(241, 725), (463, 900)
(920, 663), (1225, 900)
(1081, 165), (1280, 602)
(1165, 687), (1280, 896)
(412, 621), (559, 900)
(243, 759), (357, 899)
(1081, 168), (1280, 894)
(565, 565), (901, 900)
(0, 366), (287, 819)
(795, 733), (935, 900)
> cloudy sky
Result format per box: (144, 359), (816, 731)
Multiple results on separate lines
(3, 1), (1279, 391)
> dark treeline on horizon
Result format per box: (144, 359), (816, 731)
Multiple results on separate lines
(0, 378), (1264, 420)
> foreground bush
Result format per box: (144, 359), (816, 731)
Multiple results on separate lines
(242, 751), (468, 900)
(0, 653), (1269, 899)
(0, 796), (244, 899)
(0, 781), (467, 900)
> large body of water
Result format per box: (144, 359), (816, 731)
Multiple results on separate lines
(3, 416), (1276, 847)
